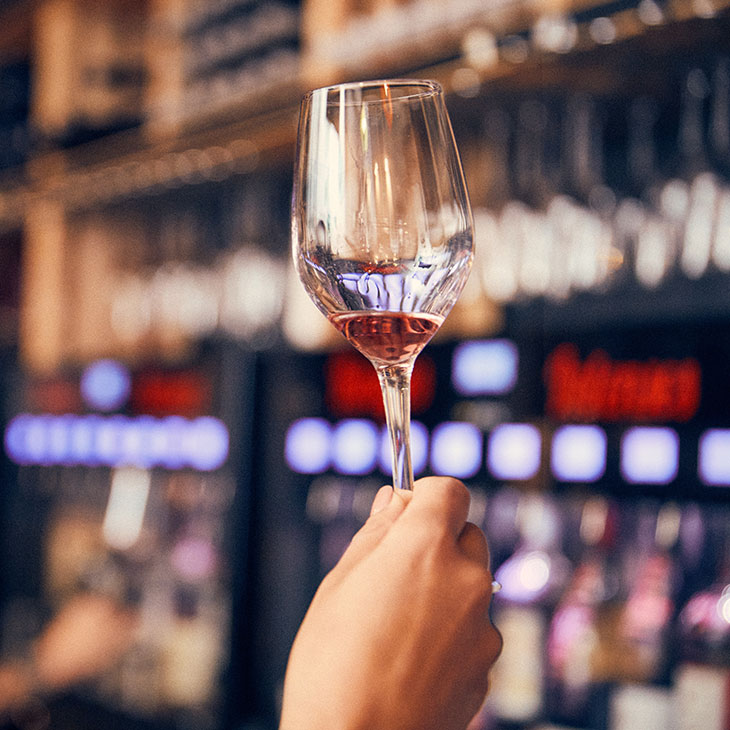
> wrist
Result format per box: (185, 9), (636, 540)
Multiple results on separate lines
(0, 649), (50, 724)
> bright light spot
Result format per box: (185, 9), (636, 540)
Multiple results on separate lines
(719, 587), (730, 624)
(430, 422), (482, 479)
(551, 425), (606, 482)
(699, 429), (730, 485)
(519, 552), (551, 591)
(158, 416), (187, 470)
(171, 537), (217, 581)
(187, 417), (229, 471)
(332, 419), (378, 475)
(285, 418), (331, 474)
(589, 16), (617, 44)
(488, 423), (541, 481)
(95, 416), (126, 466)
(621, 427), (679, 484)
(495, 549), (553, 603)
(81, 359), (132, 411)
(102, 468), (151, 551)
(3, 413), (229, 471)
(451, 339), (518, 396)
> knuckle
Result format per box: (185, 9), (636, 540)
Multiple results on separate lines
(419, 475), (469, 504)
(486, 623), (504, 662)
(438, 476), (470, 504)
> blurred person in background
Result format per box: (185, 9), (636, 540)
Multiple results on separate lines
(0, 592), (138, 727)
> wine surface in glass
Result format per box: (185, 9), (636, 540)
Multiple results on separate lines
(328, 311), (443, 367)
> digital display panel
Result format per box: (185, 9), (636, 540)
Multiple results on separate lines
(620, 427), (679, 485)
(698, 429), (730, 486)
(285, 418), (331, 474)
(80, 359), (132, 411)
(551, 425), (607, 483)
(430, 422), (483, 479)
(451, 339), (518, 396)
(487, 423), (542, 481)
(331, 419), (380, 475)
(4, 413), (229, 471)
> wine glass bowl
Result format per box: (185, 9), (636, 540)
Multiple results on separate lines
(292, 79), (474, 490)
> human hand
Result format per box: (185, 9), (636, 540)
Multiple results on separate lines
(33, 593), (138, 691)
(280, 476), (502, 730)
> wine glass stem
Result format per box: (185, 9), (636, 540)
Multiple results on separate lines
(377, 363), (414, 491)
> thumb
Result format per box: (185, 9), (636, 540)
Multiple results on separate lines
(335, 486), (411, 574)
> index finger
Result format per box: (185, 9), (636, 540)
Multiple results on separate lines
(401, 476), (471, 540)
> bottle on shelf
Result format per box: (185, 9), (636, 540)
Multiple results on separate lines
(543, 496), (620, 729)
(673, 507), (730, 730)
(606, 501), (683, 730)
(481, 492), (571, 728)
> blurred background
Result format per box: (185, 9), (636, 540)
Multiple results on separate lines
(1, 0), (730, 728)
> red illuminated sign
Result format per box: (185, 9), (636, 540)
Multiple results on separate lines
(325, 350), (436, 419)
(544, 343), (701, 423)
(130, 371), (213, 417)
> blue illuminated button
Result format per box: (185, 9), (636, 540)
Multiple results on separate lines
(551, 425), (607, 482)
(451, 339), (519, 396)
(139, 416), (171, 468)
(487, 423), (542, 481)
(68, 416), (99, 464)
(332, 419), (379, 475)
(3, 413), (232, 472)
(285, 418), (331, 474)
(4, 414), (34, 465)
(186, 417), (229, 471)
(95, 416), (127, 466)
(160, 416), (189, 470)
(430, 422), (483, 479)
(117, 417), (148, 467)
(379, 421), (428, 476)
(698, 429), (730, 486)
(47, 414), (72, 464)
(621, 427), (679, 484)
(80, 359), (131, 412)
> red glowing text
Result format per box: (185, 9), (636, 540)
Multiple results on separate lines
(544, 343), (701, 423)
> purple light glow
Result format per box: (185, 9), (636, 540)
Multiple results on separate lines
(551, 425), (607, 482)
(451, 339), (518, 396)
(699, 429), (730, 486)
(430, 422), (483, 479)
(4, 413), (229, 471)
(80, 359), (131, 411)
(285, 418), (331, 473)
(488, 423), (542, 481)
(332, 419), (379, 475)
(621, 427), (679, 484)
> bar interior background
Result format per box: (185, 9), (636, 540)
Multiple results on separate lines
(1, 1), (730, 729)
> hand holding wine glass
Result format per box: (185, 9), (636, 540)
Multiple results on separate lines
(292, 79), (474, 491)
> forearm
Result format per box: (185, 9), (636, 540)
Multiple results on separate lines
(0, 654), (43, 716)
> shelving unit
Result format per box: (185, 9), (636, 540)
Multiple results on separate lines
(0, 0), (728, 373)
(2, 0), (729, 215)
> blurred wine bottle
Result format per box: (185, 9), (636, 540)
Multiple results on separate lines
(32, 0), (147, 146)
(485, 493), (571, 727)
(674, 508), (730, 730)
(544, 496), (620, 729)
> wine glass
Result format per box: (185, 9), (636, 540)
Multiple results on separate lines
(292, 79), (474, 491)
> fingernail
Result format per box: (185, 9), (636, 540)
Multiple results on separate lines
(371, 485), (393, 515)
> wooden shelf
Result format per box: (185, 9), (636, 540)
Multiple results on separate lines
(0, 0), (728, 229)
